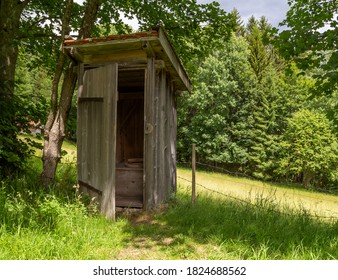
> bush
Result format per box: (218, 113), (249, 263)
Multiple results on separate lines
(277, 109), (338, 189)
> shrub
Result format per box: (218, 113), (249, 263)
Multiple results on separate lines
(277, 109), (338, 189)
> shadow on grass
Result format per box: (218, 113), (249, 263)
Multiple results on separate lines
(120, 191), (338, 260)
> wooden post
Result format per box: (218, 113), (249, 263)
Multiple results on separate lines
(192, 144), (196, 205)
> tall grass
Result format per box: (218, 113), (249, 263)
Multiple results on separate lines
(1, 156), (337, 259)
(0, 158), (129, 259)
(125, 186), (338, 260)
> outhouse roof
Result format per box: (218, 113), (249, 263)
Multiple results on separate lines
(63, 26), (192, 92)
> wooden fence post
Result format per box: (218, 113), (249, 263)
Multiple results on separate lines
(192, 144), (196, 205)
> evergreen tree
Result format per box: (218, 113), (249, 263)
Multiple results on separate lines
(242, 17), (276, 178)
(177, 33), (255, 165)
(229, 9), (245, 37)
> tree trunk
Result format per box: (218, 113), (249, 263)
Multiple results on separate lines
(40, 0), (74, 185)
(41, 0), (102, 185)
(302, 169), (313, 189)
(41, 62), (77, 185)
(0, 0), (28, 97)
(0, 1), (30, 175)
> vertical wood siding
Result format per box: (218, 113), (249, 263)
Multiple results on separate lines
(77, 58), (178, 215)
(77, 63), (118, 220)
(144, 57), (156, 209)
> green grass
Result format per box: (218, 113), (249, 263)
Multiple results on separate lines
(0, 158), (129, 259)
(20, 134), (77, 164)
(0, 144), (337, 259)
(177, 167), (338, 221)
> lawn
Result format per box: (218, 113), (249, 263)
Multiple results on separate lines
(177, 168), (338, 221)
(1, 141), (337, 260)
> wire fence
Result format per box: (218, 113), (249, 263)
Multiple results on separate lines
(177, 161), (338, 221)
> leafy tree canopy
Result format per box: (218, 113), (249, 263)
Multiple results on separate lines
(277, 0), (338, 94)
(277, 109), (338, 188)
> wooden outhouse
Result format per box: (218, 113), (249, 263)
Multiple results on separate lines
(63, 27), (191, 219)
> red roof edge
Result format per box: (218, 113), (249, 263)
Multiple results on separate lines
(64, 30), (159, 46)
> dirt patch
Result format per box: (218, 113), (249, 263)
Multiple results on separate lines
(117, 203), (170, 226)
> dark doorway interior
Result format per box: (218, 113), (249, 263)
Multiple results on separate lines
(115, 69), (145, 208)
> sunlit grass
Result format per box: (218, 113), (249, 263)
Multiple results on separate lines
(1, 143), (337, 260)
(177, 167), (338, 221)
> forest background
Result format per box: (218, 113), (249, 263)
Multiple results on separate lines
(0, 0), (338, 191)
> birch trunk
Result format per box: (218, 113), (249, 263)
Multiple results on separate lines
(41, 0), (101, 185)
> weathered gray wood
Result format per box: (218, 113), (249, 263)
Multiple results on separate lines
(157, 69), (166, 202)
(69, 27), (190, 214)
(153, 65), (159, 205)
(78, 97), (103, 103)
(144, 57), (156, 210)
(77, 64), (117, 220)
(116, 168), (143, 198)
(100, 63), (118, 220)
(78, 67), (104, 192)
(85, 50), (147, 65)
(169, 83), (177, 193)
(163, 77), (169, 194)
(64, 27), (191, 92)
(157, 28), (192, 93)
(77, 64), (84, 185)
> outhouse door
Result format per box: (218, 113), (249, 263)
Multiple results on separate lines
(77, 63), (118, 220)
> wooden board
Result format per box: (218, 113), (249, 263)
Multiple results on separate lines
(116, 168), (143, 200)
(144, 57), (156, 210)
(77, 63), (118, 220)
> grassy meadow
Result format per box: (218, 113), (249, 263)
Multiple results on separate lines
(0, 140), (337, 260)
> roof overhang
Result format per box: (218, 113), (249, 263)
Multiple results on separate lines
(63, 27), (192, 93)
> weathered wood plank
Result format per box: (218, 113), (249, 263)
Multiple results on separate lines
(101, 63), (118, 220)
(78, 97), (103, 103)
(84, 50), (147, 65)
(78, 65), (117, 219)
(144, 57), (156, 210)
(164, 76), (170, 195)
(157, 28), (192, 92)
(77, 64), (84, 184)
(116, 168), (143, 198)
(78, 180), (103, 196)
(169, 83), (177, 193)
(157, 69), (166, 203)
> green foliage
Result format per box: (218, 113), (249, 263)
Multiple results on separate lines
(277, 0), (338, 94)
(177, 33), (254, 164)
(0, 51), (50, 177)
(4, 0), (338, 190)
(246, 16), (274, 81)
(0, 96), (32, 177)
(177, 11), (338, 188)
(277, 109), (338, 189)
(128, 0), (234, 66)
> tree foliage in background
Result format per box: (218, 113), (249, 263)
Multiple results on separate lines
(0, 0), (31, 176)
(177, 34), (255, 164)
(177, 14), (335, 188)
(2, 0), (338, 190)
(0, 0), (233, 181)
(277, 109), (338, 189)
(277, 0), (338, 94)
